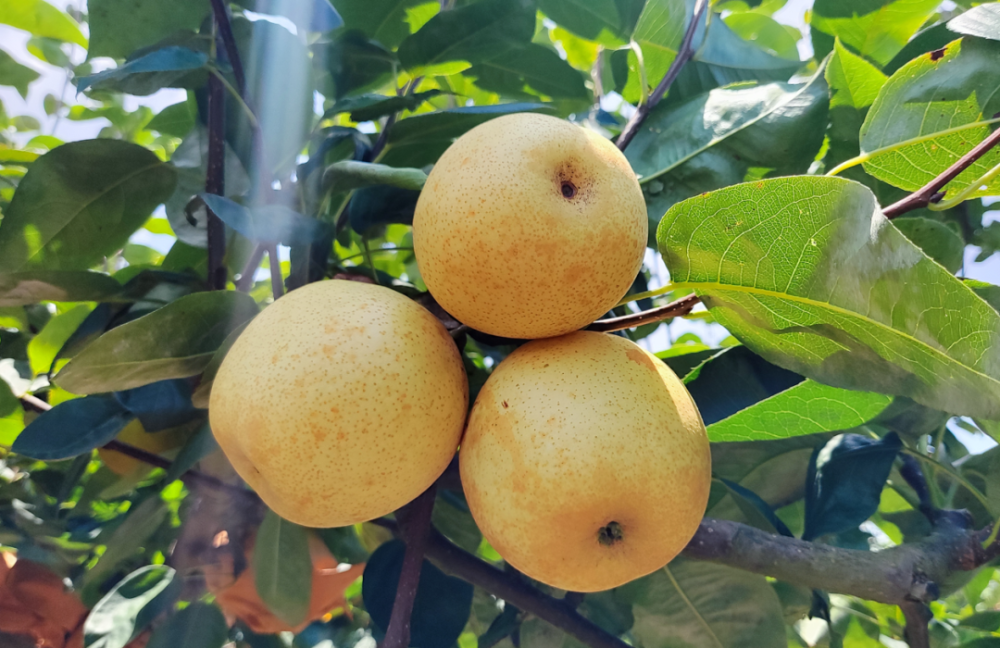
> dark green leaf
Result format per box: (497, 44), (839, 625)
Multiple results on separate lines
(0, 48), (40, 98)
(190, 320), (250, 409)
(54, 291), (259, 394)
(84, 565), (181, 648)
(658, 176), (1000, 420)
(11, 395), (133, 460)
(631, 69), (828, 234)
(803, 432), (902, 540)
(87, 0), (209, 59)
(114, 379), (202, 432)
(538, 0), (642, 46)
(718, 478), (792, 535)
(145, 602), (228, 648)
(363, 539), (474, 648)
(465, 43), (590, 100)
(315, 525), (370, 565)
(348, 185), (420, 233)
(381, 102), (552, 167)
(324, 90), (443, 122)
(163, 423), (218, 484)
(961, 611), (1000, 631)
(397, 0), (535, 73)
(884, 22), (954, 75)
(0, 0), (87, 48)
(145, 100), (195, 138)
(322, 160), (427, 193)
(76, 46), (207, 96)
(200, 194), (334, 246)
(892, 217), (965, 273)
(618, 558), (786, 648)
(949, 4), (1000, 41)
(0, 271), (122, 306)
(967, 279), (1000, 313)
(330, 0), (430, 49)
(254, 509), (312, 627)
(809, 0), (941, 66)
(960, 638), (1000, 648)
(860, 37), (1000, 198)
(432, 490), (482, 553)
(0, 140), (177, 271)
(319, 30), (397, 100)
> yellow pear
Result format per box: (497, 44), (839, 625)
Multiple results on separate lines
(98, 419), (187, 476)
(413, 113), (647, 339)
(209, 280), (468, 528)
(460, 331), (710, 592)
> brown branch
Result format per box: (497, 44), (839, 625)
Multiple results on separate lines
(882, 125), (1000, 218)
(423, 528), (630, 648)
(616, 0), (708, 151)
(587, 293), (700, 332)
(901, 601), (932, 648)
(205, 56), (228, 291)
(208, 0), (245, 93)
(267, 243), (284, 300)
(380, 485), (437, 648)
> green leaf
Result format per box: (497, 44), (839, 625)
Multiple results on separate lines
(967, 279), (1000, 314)
(619, 558), (786, 648)
(0, 140), (177, 271)
(163, 423), (218, 484)
(859, 37), (1000, 199)
(76, 46), (207, 96)
(145, 100), (195, 138)
(723, 12), (800, 61)
(629, 68), (828, 234)
(960, 611), (1000, 631)
(825, 38), (887, 169)
(708, 380), (893, 443)
(323, 90), (443, 122)
(254, 509), (312, 627)
(0, 0), (86, 47)
(397, 0), (535, 73)
(318, 29), (397, 100)
(28, 303), (91, 375)
(81, 496), (170, 600)
(0, 48), (39, 98)
(145, 603), (228, 648)
(362, 539), (474, 648)
(657, 176), (1000, 420)
(803, 432), (902, 540)
(892, 217), (965, 273)
(809, 0), (941, 66)
(11, 395), (134, 460)
(381, 102), (552, 167)
(537, 0), (641, 47)
(322, 160), (427, 193)
(199, 194), (335, 246)
(464, 43), (591, 100)
(189, 320), (249, 409)
(54, 291), (259, 394)
(347, 185), (420, 233)
(432, 491), (482, 553)
(87, 0), (208, 60)
(330, 0), (432, 49)
(84, 565), (181, 648)
(0, 271), (123, 306)
(948, 4), (1000, 42)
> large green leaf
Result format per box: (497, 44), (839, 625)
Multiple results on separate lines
(253, 509), (312, 627)
(464, 43), (590, 100)
(949, 4), (1000, 42)
(0, 140), (177, 272)
(11, 395), (134, 460)
(0, 0), (86, 47)
(859, 37), (1000, 198)
(618, 559), (786, 648)
(76, 46), (208, 96)
(892, 217), (965, 273)
(617, 0), (685, 104)
(81, 496), (170, 597)
(145, 603), (228, 648)
(0, 48), (39, 98)
(87, 0), (208, 60)
(0, 271), (123, 306)
(397, 0), (535, 74)
(28, 303), (91, 375)
(536, 0), (643, 47)
(708, 380), (892, 443)
(824, 38), (887, 170)
(54, 291), (259, 394)
(330, 0), (432, 49)
(84, 565), (181, 648)
(657, 175), (1000, 420)
(809, 0), (941, 66)
(628, 69), (827, 235)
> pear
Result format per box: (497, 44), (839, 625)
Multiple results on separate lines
(413, 113), (647, 339)
(460, 331), (710, 592)
(210, 280), (468, 527)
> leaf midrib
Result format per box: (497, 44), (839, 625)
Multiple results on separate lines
(662, 565), (725, 648)
(672, 280), (1000, 392)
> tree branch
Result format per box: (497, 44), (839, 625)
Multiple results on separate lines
(267, 243), (284, 300)
(882, 125), (1000, 218)
(208, 0), (245, 93)
(588, 293), (701, 333)
(901, 601), (932, 648)
(381, 485), (437, 648)
(616, 0), (708, 151)
(236, 243), (267, 292)
(205, 36), (228, 291)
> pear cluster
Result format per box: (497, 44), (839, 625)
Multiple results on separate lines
(209, 113), (710, 592)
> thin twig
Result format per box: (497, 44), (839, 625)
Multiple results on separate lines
(587, 293), (701, 332)
(899, 454), (935, 521)
(236, 243), (267, 292)
(883, 125), (1000, 218)
(900, 601), (932, 648)
(205, 39), (228, 291)
(616, 0), (708, 151)
(267, 243), (284, 299)
(381, 485), (437, 648)
(370, 77), (423, 161)
(208, 0), (245, 92)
